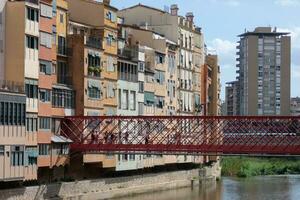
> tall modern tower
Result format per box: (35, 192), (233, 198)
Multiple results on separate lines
(236, 27), (291, 116)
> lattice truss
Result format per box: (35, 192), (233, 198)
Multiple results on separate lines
(60, 116), (300, 155)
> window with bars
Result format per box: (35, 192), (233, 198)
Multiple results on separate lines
(0, 102), (25, 126)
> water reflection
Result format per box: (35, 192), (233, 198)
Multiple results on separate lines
(115, 176), (300, 200)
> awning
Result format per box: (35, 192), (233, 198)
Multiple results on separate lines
(144, 92), (155, 103)
(51, 135), (73, 143)
(88, 79), (101, 89)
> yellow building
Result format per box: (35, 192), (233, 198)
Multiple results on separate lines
(67, 0), (118, 116)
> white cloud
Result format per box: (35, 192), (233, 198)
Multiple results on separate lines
(207, 38), (237, 99)
(275, 0), (300, 6)
(207, 38), (236, 65)
(278, 27), (300, 48)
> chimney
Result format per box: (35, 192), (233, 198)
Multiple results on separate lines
(103, 0), (110, 5)
(186, 12), (194, 23)
(170, 4), (179, 16)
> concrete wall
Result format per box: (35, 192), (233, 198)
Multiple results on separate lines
(281, 36), (291, 115)
(0, 169), (201, 200)
(0, 0), (7, 80)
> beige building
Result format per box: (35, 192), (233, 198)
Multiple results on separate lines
(206, 54), (221, 116)
(237, 27), (291, 116)
(118, 4), (203, 116)
(67, 0), (118, 116)
(0, 81), (37, 181)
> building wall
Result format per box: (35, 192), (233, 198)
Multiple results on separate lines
(247, 36), (258, 116)
(0, 0), (7, 80)
(281, 36), (291, 115)
(4, 1), (25, 83)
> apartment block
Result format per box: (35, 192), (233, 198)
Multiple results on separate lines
(67, 0), (118, 116)
(225, 81), (240, 116)
(118, 4), (203, 116)
(66, 0), (119, 170)
(291, 97), (300, 116)
(236, 27), (290, 116)
(1, 0), (73, 182)
(0, 81), (33, 181)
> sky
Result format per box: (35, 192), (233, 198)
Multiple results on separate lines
(111, 0), (300, 100)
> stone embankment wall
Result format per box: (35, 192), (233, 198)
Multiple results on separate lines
(0, 162), (221, 200)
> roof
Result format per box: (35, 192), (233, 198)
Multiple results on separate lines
(238, 31), (290, 37)
(51, 135), (73, 143)
(119, 3), (167, 14)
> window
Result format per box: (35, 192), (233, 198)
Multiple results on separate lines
(39, 144), (50, 155)
(138, 103), (144, 115)
(138, 81), (144, 93)
(106, 34), (115, 46)
(60, 13), (64, 23)
(88, 87), (101, 99)
(40, 60), (52, 75)
(107, 56), (114, 72)
(26, 35), (38, 50)
(39, 89), (51, 102)
(52, 26), (57, 45)
(155, 96), (164, 109)
(122, 90), (129, 110)
(0, 102), (25, 126)
(25, 80), (38, 99)
(107, 82), (115, 98)
(129, 91), (136, 111)
(155, 70), (165, 85)
(26, 7), (39, 22)
(40, 32), (52, 48)
(57, 61), (68, 84)
(52, 89), (75, 108)
(58, 36), (66, 55)
(0, 146), (4, 156)
(11, 146), (24, 166)
(106, 11), (112, 20)
(156, 53), (165, 64)
(39, 117), (51, 130)
(88, 54), (101, 67)
(40, 3), (52, 18)
(26, 117), (38, 132)
(138, 62), (145, 72)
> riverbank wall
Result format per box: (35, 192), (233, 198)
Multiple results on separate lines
(0, 162), (221, 200)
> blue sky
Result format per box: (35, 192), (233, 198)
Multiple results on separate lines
(112, 0), (300, 100)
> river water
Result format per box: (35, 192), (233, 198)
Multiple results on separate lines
(115, 176), (300, 200)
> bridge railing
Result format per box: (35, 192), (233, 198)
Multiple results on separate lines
(60, 116), (300, 155)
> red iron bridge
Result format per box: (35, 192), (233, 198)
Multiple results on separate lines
(60, 116), (300, 156)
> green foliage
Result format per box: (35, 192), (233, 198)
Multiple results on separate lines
(221, 157), (300, 178)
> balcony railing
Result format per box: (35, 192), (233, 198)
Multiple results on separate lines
(25, 0), (39, 4)
(58, 45), (67, 56)
(86, 37), (102, 49)
(0, 80), (24, 93)
(57, 75), (73, 86)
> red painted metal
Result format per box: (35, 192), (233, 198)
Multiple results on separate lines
(60, 116), (300, 156)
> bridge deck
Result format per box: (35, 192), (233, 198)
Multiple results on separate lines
(60, 116), (300, 156)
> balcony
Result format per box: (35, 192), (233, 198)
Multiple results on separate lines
(86, 37), (103, 50)
(118, 46), (138, 61)
(0, 80), (24, 93)
(57, 75), (73, 86)
(88, 66), (101, 78)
